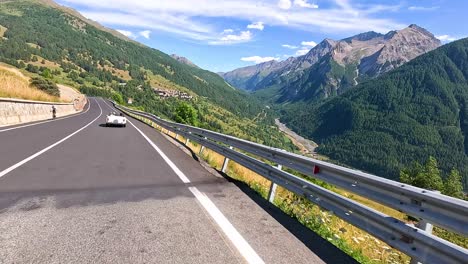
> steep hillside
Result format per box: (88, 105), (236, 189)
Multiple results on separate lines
(281, 38), (468, 186)
(0, 0), (296, 150)
(0, 63), (60, 102)
(0, 0), (262, 117)
(220, 59), (289, 90)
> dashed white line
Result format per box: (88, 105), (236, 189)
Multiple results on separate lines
(127, 119), (265, 264)
(0, 97), (91, 133)
(0, 98), (103, 178)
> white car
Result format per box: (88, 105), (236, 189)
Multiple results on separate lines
(106, 112), (127, 127)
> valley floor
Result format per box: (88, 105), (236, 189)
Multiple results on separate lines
(275, 118), (318, 156)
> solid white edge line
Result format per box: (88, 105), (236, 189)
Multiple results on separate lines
(0, 97), (91, 133)
(0, 98), (103, 178)
(127, 119), (265, 264)
(127, 119), (190, 183)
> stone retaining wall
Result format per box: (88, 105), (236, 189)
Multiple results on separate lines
(0, 97), (87, 127)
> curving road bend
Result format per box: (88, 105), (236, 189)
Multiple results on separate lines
(0, 97), (355, 264)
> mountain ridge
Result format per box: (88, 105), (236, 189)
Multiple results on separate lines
(281, 37), (468, 186)
(222, 24), (441, 104)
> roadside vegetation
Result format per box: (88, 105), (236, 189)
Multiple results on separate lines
(0, 65), (60, 101)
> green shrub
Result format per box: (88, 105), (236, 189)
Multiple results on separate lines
(30, 77), (60, 97)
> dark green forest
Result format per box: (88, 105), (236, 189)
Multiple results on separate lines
(281, 38), (468, 187)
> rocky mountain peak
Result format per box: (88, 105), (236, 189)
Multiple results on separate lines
(221, 24), (441, 99)
(170, 54), (199, 68)
(343, 31), (384, 43)
(360, 24), (440, 76)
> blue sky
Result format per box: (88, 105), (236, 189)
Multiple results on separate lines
(56, 0), (467, 72)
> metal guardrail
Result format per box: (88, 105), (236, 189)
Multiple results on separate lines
(114, 103), (468, 264)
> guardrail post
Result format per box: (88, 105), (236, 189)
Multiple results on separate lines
(199, 137), (207, 155)
(185, 138), (190, 145)
(409, 190), (439, 264)
(221, 146), (233, 173)
(175, 134), (179, 140)
(199, 145), (205, 155)
(268, 164), (282, 203)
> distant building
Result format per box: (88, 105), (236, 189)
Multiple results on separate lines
(153, 88), (193, 100)
(127, 98), (133, 104)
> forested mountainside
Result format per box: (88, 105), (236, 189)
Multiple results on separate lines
(0, 0), (295, 150)
(281, 38), (468, 187)
(222, 25), (440, 104)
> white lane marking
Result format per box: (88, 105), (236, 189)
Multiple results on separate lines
(128, 119), (190, 183)
(127, 119), (265, 264)
(100, 99), (114, 111)
(0, 97), (91, 133)
(0, 98), (103, 178)
(188, 186), (266, 264)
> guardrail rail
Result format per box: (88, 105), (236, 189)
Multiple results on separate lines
(113, 102), (468, 264)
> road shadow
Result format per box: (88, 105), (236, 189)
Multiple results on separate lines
(98, 123), (125, 128)
(216, 170), (359, 264)
(0, 178), (229, 213)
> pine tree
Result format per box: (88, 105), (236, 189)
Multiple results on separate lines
(400, 161), (423, 185)
(420, 156), (444, 191)
(399, 156), (444, 191)
(444, 169), (464, 199)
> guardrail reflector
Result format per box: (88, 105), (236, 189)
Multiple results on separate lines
(314, 165), (320, 174)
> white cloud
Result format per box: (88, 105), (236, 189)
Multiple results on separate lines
(294, 0), (318, 9)
(301, 41), (317, 47)
(117, 29), (136, 38)
(278, 0), (292, 10)
(139, 30), (151, 39)
(295, 47), (310, 56)
(408, 6), (439, 11)
(211, 30), (252, 45)
(241, 56), (279, 64)
(247, 22), (264, 30)
(282, 44), (298, 49)
(65, 0), (406, 44)
(222, 29), (234, 34)
(436, 35), (458, 42)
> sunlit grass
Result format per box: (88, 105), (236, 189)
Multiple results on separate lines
(0, 67), (60, 102)
(185, 139), (410, 264)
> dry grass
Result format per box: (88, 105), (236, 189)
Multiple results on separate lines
(0, 25), (7, 38)
(103, 65), (131, 81)
(0, 66), (60, 102)
(186, 141), (409, 263)
(27, 56), (60, 69)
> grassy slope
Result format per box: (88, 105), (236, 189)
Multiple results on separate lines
(0, 64), (60, 101)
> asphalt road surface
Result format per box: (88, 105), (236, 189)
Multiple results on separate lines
(0, 97), (356, 264)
